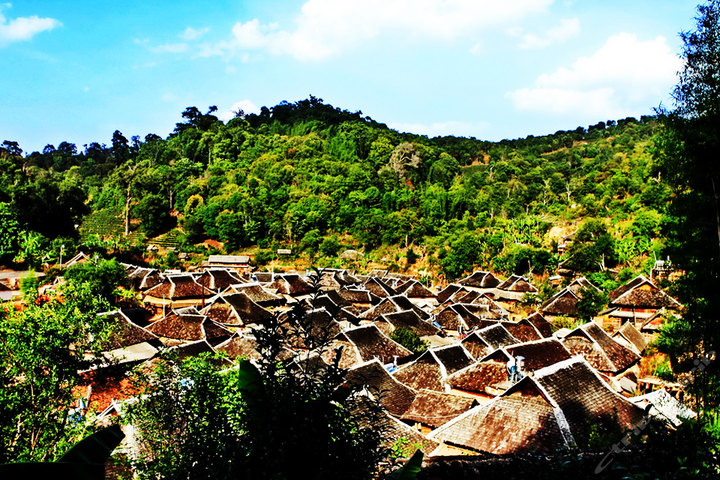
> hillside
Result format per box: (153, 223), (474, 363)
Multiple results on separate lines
(0, 98), (668, 285)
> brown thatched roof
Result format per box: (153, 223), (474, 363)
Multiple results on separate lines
(563, 322), (639, 373)
(345, 360), (417, 416)
(460, 332), (492, 360)
(608, 275), (681, 309)
(337, 288), (381, 305)
(382, 310), (442, 337)
(364, 277), (397, 298)
(393, 353), (445, 392)
(401, 389), (477, 428)
(395, 280), (435, 298)
(541, 289), (580, 316)
(431, 345), (475, 375)
(496, 274), (538, 293)
(501, 319), (542, 343)
(269, 273), (314, 296)
(437, 284), (466, 303)
(447, 360), (508, 394)
(213, 334), (262, 361)
(196, 269), (243, 292)
(458, 271), (501, 289)
(339, 324), (413, 364)
(144, 275), (215, 300)
(525, 312), (553, 338)
(614, 322), (647, 353)
(523, 357), (645, 444)
(504, 338), (572, 372)
(320, 340), (363, 369)
(146, 311), (207, 341)
(428, 395), (568, 454)
(227, 283), (283, 305)
(100, 310), (158, 350)
(477, 324), (519, 350)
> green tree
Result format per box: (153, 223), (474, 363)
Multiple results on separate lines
(0, 202), (19, 262)
(133, 193), (172, 237)
(390, 327), (429, 354)
(657, 0), (720, 411)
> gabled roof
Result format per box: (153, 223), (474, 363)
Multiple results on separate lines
(213, 334), (262, 361)
(427, 395), (568, 454)
(431, 344), (475, 375)
(562, 322), (640, 373)
(308, 295), (360, 325)
(144, 274), (215, 300)
(506, 357), (645, 446)
(339, 324), (413, 364)
(500, 319), (543, 343)
(196, 268), (244, 292)
(613, 322), (647, 353)
(458, 271), (502, 289)
(401, 389), (477, 428)
(99, 310), (158, 350)
(381, 310), (442, 337)
(496, 274), (539, 293)
(608, 275), (681, 309)
(540, 289), (580, 316)
(460, 332), (492, 360)
(269, 273), (314, 296)
(436, 284), (466, 304)
(146, 311), (208, 341)
(525, 312), (553, 338)
(345, 359), (417, 416)
(446, 360), (508, 395)
(227, 282), (283, 305)
(202, 292), (273, 326)
(363, 277), (397, 298)
(503, 338), (573, 372)
(393, 351), (446, 392)
(394, 279), (435, 298)
(337, 288), (381, 305)
(477, 324), (520, 350)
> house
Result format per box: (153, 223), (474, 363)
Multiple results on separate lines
(225, 282), (284, 307)
(345, 359), (417, 417)
(201, 292), (273, 327)
(476, 324), (519, 350)
(429, 357), (645, 455)
(379, 310), (443, 337)
(540, 277), (601, 318)
(203, 254), (251, 273)
(393, 345), (475, 393)
(142, 274), (216, 310)
(493, 274), (539, 302)
(457, 271), (502, 292)
(401, 389), (477, 432)
(602, 275), (682, 332)
(196, 268), (244, 293)
(561, 322), (640, 375)
(338, 324), (413, 365)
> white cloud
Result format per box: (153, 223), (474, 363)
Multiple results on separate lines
(507, 33), (682, 118)
(180, 26), (209, 41)
(389, 120), (490, 138)
(0, 4), (61, 46)
(207, 0), (553, 61)
(218, 100), (261, 122)
(517, 17), (580, 49)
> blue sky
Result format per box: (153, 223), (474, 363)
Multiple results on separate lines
(0, 0), (701, 153)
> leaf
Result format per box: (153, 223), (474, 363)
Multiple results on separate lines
(388, 449), (424, 480)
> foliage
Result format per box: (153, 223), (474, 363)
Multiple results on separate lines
(656, 0), (720, 411)
(64, 257), (129, 305)
(126, 284), (390, 480)
(0, 283), (114, 463)
(390, 327), (429, 354)
(575, 286), (608, 321)
(440, 232), (481, 279)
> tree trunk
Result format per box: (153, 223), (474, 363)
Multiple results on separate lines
(124, 186), (131, 236)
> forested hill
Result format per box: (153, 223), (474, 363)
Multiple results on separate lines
(0, 97), (668, 281)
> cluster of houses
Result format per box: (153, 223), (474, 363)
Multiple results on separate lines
(65, 261), (693, 457)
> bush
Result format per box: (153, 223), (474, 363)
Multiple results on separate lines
(390, 327), (429, 354)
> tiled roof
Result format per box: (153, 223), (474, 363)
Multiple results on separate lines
(393, 353), (445, 392)
(345, 360), (417, 416)
(339, 324), (413, 364)
(401, 389), (477, 428)
(447, 360), (508, 394)
(477, 324), (519, 350)
(525, 312), (553, 338)
(428, 395), (567, 454)
(431, 345), (475, 375)
(608, 275), (681, 309)
(504, 338), (572, 372)
(213, 334), (262, 361)
(501, 319), (542, 343)
(458, 271), (501, 289)
(382, 310), (442, 337)
(460, 332), (492, 360)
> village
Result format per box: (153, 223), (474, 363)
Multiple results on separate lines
(2, 250), (694, 461)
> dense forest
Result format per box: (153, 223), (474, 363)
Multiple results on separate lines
(0, 96), (668, 284)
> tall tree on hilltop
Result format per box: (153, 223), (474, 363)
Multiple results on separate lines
(656, 0), (720, 411)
